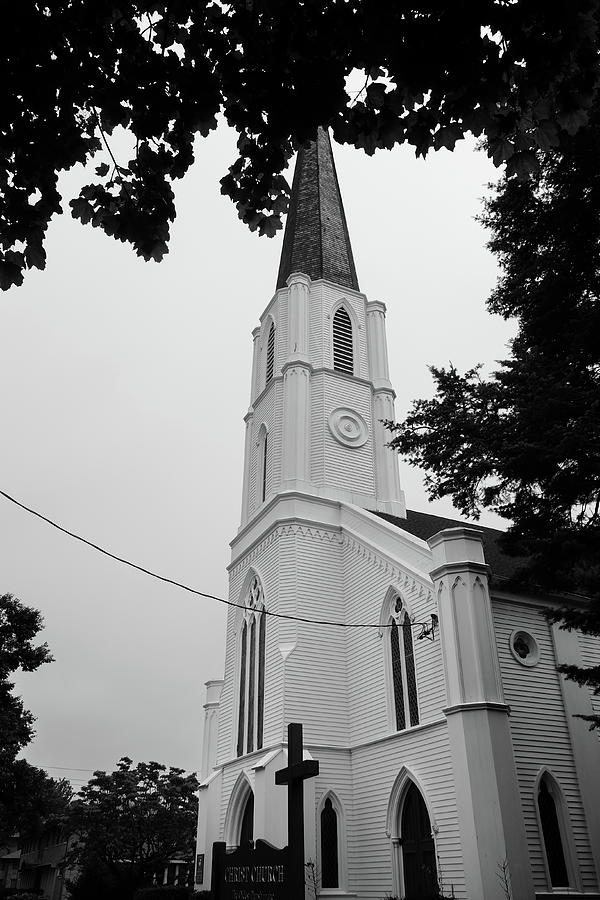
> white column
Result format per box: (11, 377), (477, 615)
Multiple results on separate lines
(287, 272), (310, 357)
(428, 528), (535, 900)
(282, 273), (312, 490)
(200, 679), (224, 779)
(366, 300), (391, 385)
(373, 390), (405, 515)
(250, 326), (261, 402)
(281, 362), (311, 487)
(367, 301), (405, 516)
(240, 411), (254, 525)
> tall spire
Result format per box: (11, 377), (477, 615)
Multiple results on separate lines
(276, 127), (359, 291)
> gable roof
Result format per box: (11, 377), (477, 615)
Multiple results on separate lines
(375, 509), (525, 584)
(276, 127), (359, 292)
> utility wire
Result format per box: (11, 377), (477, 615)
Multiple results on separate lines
(0, 488), (436, 634)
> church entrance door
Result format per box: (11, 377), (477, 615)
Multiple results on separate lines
(401, 783), (438, 899)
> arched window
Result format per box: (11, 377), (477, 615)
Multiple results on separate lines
(257, 426), (269, 504)
(236, 621), (247, 757)
(320, 797), (339, 888)
(239, 791), (254, 847)
(388, 597), (419, 731)
(236, 576), (266, 757)
(537, 774), (572, 888)
(266, 321), (275, 384)
(332, 306), (353, 374)
(400, 784), (437, 897)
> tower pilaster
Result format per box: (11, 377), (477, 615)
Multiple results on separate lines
(287, 272), (310, 358)
(240, 409), (254, 524)
(250, 325), (261, 403)
(281, 360), (312, 489)
(429, 528), (535, 900)
(367, 301), (405, 516)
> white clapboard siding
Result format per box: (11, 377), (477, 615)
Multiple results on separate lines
(343, 535), (444, 744)
(274, 289), (288, 374)
(247, 380), (283, 515)
(310, 373), (325, 486)
(578, 631), (600, 738)
(309, 282), (325, 368)
(350, 722), (464, 900)
(323, 373), (375, 494)
(493, 599), (597, 891)
(282, 528), (350, 745)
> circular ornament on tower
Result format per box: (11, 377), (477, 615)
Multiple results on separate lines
(328, 407), (369, 448)
(509, 629), (540, 667)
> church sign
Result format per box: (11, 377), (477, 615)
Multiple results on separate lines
(212, 724), (318, 900)
(211, 840), (289, 900)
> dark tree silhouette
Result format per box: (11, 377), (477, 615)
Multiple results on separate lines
(2, 0), (599, 289)
(387, 109), (600, 724)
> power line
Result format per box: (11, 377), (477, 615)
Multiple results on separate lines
(0, 488), (436, 634)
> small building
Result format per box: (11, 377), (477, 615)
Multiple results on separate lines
(0, 836), (20, 892)
(18, 827), (73, 900)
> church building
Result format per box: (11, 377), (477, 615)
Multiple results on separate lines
(195, 129), (600, 900)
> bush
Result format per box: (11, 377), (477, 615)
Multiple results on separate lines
(134, 889), (194, 900)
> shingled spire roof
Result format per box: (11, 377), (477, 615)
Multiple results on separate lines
(276, 127), (359, 291)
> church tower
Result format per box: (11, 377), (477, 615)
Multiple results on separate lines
(239, 126), (405, 527)
(196, 130), (600, 900)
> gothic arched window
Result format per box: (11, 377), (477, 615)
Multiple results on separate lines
(257, 426), (269, 504)
(320, 797), (339, 889)
(266, 321), (276, 384)
(332, 306), (354, 374)
(236, 576), (266, 757)
(400, 784), (437, 898)
(538, 774), (571, 888)
(388, 597), (419, 731)
(239, 791), (254, 847)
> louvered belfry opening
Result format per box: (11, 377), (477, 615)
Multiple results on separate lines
(266, 322), (275, 383)
(333, 306), (353, 374)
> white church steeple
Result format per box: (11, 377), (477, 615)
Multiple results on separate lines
(240, 127), (405, 527)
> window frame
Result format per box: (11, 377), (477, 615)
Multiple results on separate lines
(256, 424), (269, 505)
(330, 301), (358, 377)
(235, 573), (267, 758)
(317, 791), (347, 894)
(265, 320), (276, 385)
(534, 769), (580, 892)
(382, 592), (420, 732)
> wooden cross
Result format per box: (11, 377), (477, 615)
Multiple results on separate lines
(275, 722), (319, 900)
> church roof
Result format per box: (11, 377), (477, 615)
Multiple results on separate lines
(375, 509), (525, 585)
(276, 127), (359, 292)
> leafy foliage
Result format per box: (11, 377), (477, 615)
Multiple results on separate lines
(66, 758), (199, 900)
(0, 593), (69, 840)
(3, 0), (600, 289)
(387, 107), (600, 724)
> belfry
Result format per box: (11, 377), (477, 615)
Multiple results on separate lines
(195, 129), (600, 900)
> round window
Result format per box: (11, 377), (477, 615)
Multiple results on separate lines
(509, 630), (540, 667)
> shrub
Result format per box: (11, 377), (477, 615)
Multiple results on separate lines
(134, 889), (197, 900)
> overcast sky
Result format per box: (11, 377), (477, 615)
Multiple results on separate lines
(2, 123), (514, 790)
